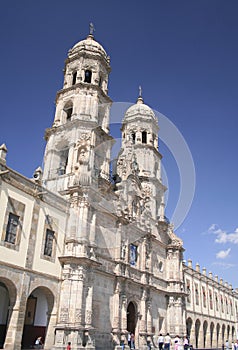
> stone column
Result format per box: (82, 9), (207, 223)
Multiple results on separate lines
(147, 300), (152, 334)
(44, 305), (58, 349)
(139, 288), (147, 349)
(84, 270), (95, 349)
(121, 294), (127, 332)
(4, 300), (25, 350)
(189, 323), (196, 349)
(4, 274), (30, 350)
(112, 280), (121, 345)
(54, 265), (86, 349)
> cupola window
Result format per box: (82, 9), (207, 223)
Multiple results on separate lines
(84, 69), (92, 83)
(72, 72), (77, 85)
(142, 131), (147, 144)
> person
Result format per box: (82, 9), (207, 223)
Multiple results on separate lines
(128, 332), (131, 348)
(34, 336), (43, 349)
(130, 332), (135, 349)
(66, 342), (71, 350)
(158, 333), (164, 350)
(164, 333), (171, 350)
(174, 335), (180, 350)
(183, 336), (189, 350)
(225, 340), (229, 350)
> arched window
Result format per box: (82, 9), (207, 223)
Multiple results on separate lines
(131, 133), (136, 144)
(64, 102), (73, 121)
(72, 72), (77, 85)
(66, 108), (73, 120)
(84, 69), (92, 83)
(58, 149), (69, 175)
(142, 131), (147, 144)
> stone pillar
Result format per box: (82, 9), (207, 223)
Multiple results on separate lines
(4, 274), (30, 350)
(139, 288), (147, 349)
(189, 323), (196, 349)
(121, 294), (127, 334)
(147, 300), (152, 334)
(85, 276), (95, 349)
(44, 305), (58, 349)
(112, 280), (121, 345)
(54, 265), (86, 349)
(4, 301), (24, 350)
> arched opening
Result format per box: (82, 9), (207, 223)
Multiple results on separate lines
(58, 148), (69, 175)
(203, 320), (208, 348)
(222, 324), (226, 345)
(216, 324), (220, 348)
(232, 326), (236, 343)
(227, 325), (230, 343)
(84, 70), (92, 83)
(72, 72), (77, 85)
(127, 302), (136, 334)
(210, 322), (215, 347)
(195, 319), (201, 349)
(0, 278), (17, 349)
(21, 287), (54, 349)
(186, 318), (192, 340)
(0, 283), (10, 348)
(131, 132), (136, 144)
(142, 131), (147, 144)
(63, 102), (73, 122)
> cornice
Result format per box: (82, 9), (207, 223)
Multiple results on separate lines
(55, 82), (112, 104)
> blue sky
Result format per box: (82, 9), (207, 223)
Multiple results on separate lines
(1, 0), (238, 287)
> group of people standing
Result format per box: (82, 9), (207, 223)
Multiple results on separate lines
(158, 333), (190, 350)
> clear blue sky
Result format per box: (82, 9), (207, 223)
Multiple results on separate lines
(1, 0), (238, 287)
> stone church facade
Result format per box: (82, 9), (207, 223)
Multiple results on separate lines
(0, 31), (237, 350)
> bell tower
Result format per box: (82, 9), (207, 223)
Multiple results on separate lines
(42, 26), (112, 193)
(115, 90), (166, 222)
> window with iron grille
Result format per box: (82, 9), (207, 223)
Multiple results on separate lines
(44, 229), (54, 257)
(5, 213), (19, 244)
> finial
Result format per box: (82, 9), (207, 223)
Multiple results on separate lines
(137, 85), (144, 104)
(89, 22), (95, 36)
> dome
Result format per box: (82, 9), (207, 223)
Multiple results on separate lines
(69, 34), (109, 61)
(123, 96), (157, 122)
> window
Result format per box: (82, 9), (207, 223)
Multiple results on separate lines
(221, 295), (224, 312)
(63, 102), (73, 122)
(130, 244), (138, 266)
(66, 107), (73, 121)
(186, 279), (191, 303)
(209, 290), (213, 310)
(202, 286), (206, 307)
(44, 229), (54, 257)
(215, 292), (218, 311)
(5, 213), (19, 244)
(72, 72), (77, 85)
(84, 70), (92, 83)
(142, 131), (147, 144)
(131, 132), (136, 144)
(195, 283), (199, 305)
(58, 149), (69, 175)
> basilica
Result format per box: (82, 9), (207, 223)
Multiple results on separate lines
(0, 30), (237, 350)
